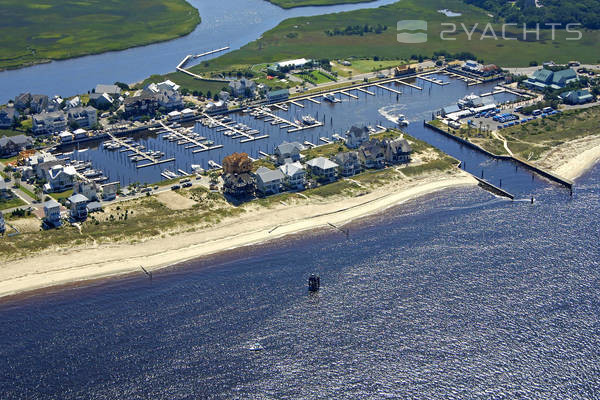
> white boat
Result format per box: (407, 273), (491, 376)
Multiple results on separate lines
(323, 93), (340, 103)
(248, 343), (264, 352)
(397, 114), (410, 126)
(301, 115), (317, 126)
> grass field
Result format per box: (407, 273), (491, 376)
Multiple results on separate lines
(188, 0), (600, 72)
(0, 198), (26, 211)
(0, 0), (200, 70)
(267, 0), (375, 8)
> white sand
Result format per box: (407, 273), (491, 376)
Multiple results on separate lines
(0, 173), (476, 299)
(542, 135), (600, 180)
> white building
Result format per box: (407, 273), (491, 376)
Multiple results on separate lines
(306, 157), (339, 181)
(44, 165), (77, 192)
(32, 111), (68, 135)
(279, 161), (306, 190)
(275, 58), (311, 70)
(43, 199), (62, 228)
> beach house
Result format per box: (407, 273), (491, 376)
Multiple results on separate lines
(229, 78), (256, 98)
(101, 182), (119, 201)
(274, 141), (303, 165)
(384, 138), (412, 164)
(255, 166), (285, 195)
(45, 165), (77, 192)
(43, 199), (62, 228)
(358, 139), (386, 169)
(67, 106), (98, 129)
(345, 125), (370, 149)
(223, 173), (256, 198)
(306, 157), (339, 181)
(74, 180), (99, 201)
(279, 161), (306, 190)
(32, 111), (68, 135)
(0, 134), (32, 157)
(68, 193), (89, 220)
(334, 151), (362, 177)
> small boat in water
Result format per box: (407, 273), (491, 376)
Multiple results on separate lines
(397, 114), (409, 126)
(301, 115), (317, 126)
(308, 274), (320, 292)
(323, 93), (340, 103)
(248, 343), (264, 352)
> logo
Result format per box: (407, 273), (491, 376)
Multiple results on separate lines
(397, 20), (428, 43)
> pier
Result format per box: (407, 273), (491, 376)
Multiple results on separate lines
(289, 100), (304, 108)
(418, 75), (449, 86)
(202, 114), (268, 143)
(176, 47), (230, 80)
(160, 121), (224, 153)
(107, 132), (175, 169)
(339, 90), (358, 99)
(374, 83), (403, 95)
(358, 87), (375, 96)
(307, 97), (321, 104)
(396, 79), (423, 90)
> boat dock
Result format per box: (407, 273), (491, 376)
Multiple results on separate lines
(194, 46), (230, 59)
(307, 97), (321, 104)
(290, 100), (304, 108)
(107, 132), (175, 169)
(396, 79), (423, 90)
(202, 113), (268, 143)
(319, 137), (332, 144)
(418, 75), (449, 86)
(339, 90), (359, 99)
(358, 87), (375, 96)
(160, 121), (224, 153)
(374, 83), (403, 95)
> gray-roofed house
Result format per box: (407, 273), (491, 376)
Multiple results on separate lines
(255, 166), (285, 195)
(229, 78), (256, 98)
(86, 201), (103, 213)
(32, 111), (68, 135)
(345, 125), (370, 149)
(334, 151), (361, 177)
(306, 157), (339, 181)
(0, 107), (19, 129)
(0, 180), (14, 200)
(95, 84), (122, 96)
(67, 106), (98, 128)
(14, 93), (32, 111)
(223, 173), (256, 198)
(384, 138), (412, 164)
(30, 95), (49, 114)
(74, 180), (99, 201)
(0, 134), (32, 157)
(279, 161), (306, 190)
(358, 139), (386, 169)
(89, 92), (115, 108)
(68, 193), (89, 220)
(43, 199), (62, 228)
(274, 141), (303, 165)
(442, 104), (460, 116)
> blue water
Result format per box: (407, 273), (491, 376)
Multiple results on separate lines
(0, 0), (400, 103)
(0, 162), (598, 398)
(64, 75), (544, 198)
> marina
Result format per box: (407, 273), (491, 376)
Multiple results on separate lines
(57, 72), (530, 191)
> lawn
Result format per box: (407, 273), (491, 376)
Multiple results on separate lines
(294, 70), (337, 84)
(0, 0), (200, 70)
(332, 59), (406, 77)
(50, 189), (74, 201)
(0, 129), (28, 138)
(138, 73), (229, 97)
(188, 0), (600, 71)
(267, 0), (375, 8)
(0, 197), (26, 211)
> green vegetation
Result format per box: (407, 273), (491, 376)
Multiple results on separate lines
(50, 189), (74, 201)
(188, 0), (600, 71)
(501, 107), (600, 160)
(0, 129), (27, 138)
(0, 0), (200, 70)
(267, 0), (375, 8)
(0, 197), (25, 211)
(295, 70), (337, 84)
(401, 156), (457, 176)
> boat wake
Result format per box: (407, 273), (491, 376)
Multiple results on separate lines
(378, 104), (408, 124)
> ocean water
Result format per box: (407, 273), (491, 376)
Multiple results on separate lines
(0, 163), (598, 399)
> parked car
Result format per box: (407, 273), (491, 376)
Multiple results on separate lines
(171, 185), (181, 190)
(182, 182), (192, 188)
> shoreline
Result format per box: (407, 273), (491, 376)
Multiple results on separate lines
(541, 135), (600, 181)
(0, 173), (476, 300)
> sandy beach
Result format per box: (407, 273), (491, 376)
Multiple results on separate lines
(539, 135), (600, 180)
(0, 171), (477, 299)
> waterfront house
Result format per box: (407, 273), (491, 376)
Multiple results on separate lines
(123, 92), (158, 117)
(266, 89), (290, 103)
(0, 135), (32, 157)
(95, 84), (121, 96)
(345, 125), (370, 149)
(145, 80), (180, 94)
(89, 93), (115, 108)
(384, 138), (412, 164)
(274, 141), (303, 165)
(87, 201), (103, 213)
(32, 111), (68, 135)
(73, 128), (88, 140)
(205, 100), (228, 114)
(273, 58), (311, 71)
(156, 88), (184, 110)
(334, 151), (362, 177)
(0, 107), (19, 129)
(223, 173), (256, 198)
(279, 161), (306, 190)
(0, 180), (14, 201)
(523, 68), (578, 91)
(0, 211), (5, 234)
(45, 165), (77, 192)
(67, 106), (97, 129)
(560, 89), (594, 105)
(30, 95), (49, 114)
(28, 152), (62, 179)
(101, 182), (119, 201)
(223, 152), (252, 175)
(14, 93), (32, 111)
(66, 96), (81, 109)
(68, 193), (89, 220)
(58, 131), (73, 143)
(358, 139), (386, 169)
(306, 157), (339, 181)
(229, 78), (256, 98)
(74, 180), (99, 201)
(181, 108), (195, 119)
(43, 199), (62, 228)
(255, 166), (285, 195)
